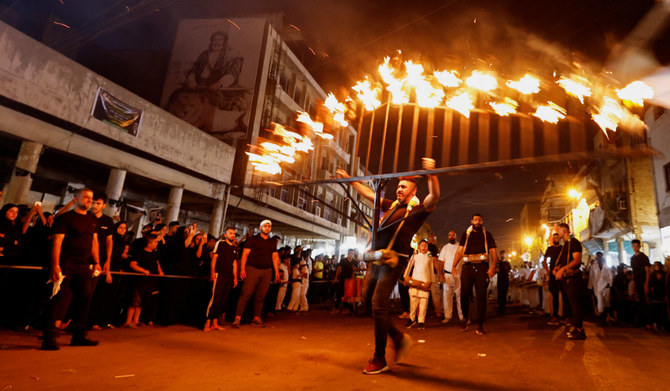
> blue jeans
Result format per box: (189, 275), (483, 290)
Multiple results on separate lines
(363, 262), (406, 360)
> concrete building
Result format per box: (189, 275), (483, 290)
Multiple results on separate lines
(646, 105), (670, 259)
(0, 21), (234, 237)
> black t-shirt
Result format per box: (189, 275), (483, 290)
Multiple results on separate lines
(244, 234), (277, 269)
(375, 199), (432, 257)
(53, 211), (98, 264)
(459, 228), (497, 254)
(544, 245), (563, 271)
(338, 258), (355, 280)
(631, 253), (650, 285)
(213, 240), (238, 276)
(555, 237), (582, 270)
(92, 213), (114, 264)
(0, 219), (23, 263)
(497, 260), (511, 281)
(131, 248), (160, 275)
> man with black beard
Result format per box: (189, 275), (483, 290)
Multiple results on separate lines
(544, 233), (563, 325)
(554, 223), (586, 340)
(452, 214), (497, 335)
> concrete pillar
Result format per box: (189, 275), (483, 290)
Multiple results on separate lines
(165, 187), (183, 224)
(105, 168), (126, 217)
(3, 141), (43, 205)
(209, 197), (225, 239)
(617, 236), (626, 265)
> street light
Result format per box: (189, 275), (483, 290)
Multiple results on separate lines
(568, 188), (582, 199)
(524, 236), (533, 247)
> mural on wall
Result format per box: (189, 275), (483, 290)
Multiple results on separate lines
(161, 18), (266, 145)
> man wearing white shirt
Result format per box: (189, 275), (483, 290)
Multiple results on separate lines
(588, 252), (614, 322)
(438, 231), (463, 324)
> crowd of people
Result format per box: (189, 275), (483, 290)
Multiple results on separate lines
(0, 190), (371, 346)
(1, 185), (668, 355)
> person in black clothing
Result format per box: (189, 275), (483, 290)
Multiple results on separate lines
(0, 203), (23, 264)
(544, 233), (564, 325)
(232, 220), (280, 329)
(649, 262), (667, 332)
(452, 213), (498, 335)
(89, 193), (115, 329)
(41, 188), (101, 350)
(204, 227), (239, 331)
(336, 157), (439, 375)
(553, 223), (586, 340)
(611, 264), (629, 324)
(630, 239), (651, 329)
(497, 250), (511, 315)
(332, 249), (356, 314)
(126, 234), (164, 327)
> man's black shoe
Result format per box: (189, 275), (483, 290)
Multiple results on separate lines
(70, 337), (99, 347)
(40, 339), (59, 351)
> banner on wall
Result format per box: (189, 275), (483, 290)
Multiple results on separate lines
(91, 87), (143, 137)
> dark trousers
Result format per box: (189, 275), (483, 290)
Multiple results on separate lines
(208, 275), (234, 320)
(460, 262), (489, 327)
(548, 274), (560, 318)
(43, 262), (94, 341)
(497, 279), (509, 314)
(635, 286), (650, 326)
(89, 276), (122, 327)
(363, 261), (405, 360)
(235, 266), (272, 318)
(398, 281), (410, 313)
(563, 276), (584, 329)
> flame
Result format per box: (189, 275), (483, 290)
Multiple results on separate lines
(296, 111), (333, 139)
(489, 98), (518, 116)
(591, 97), (624, 134)
(352, 77), (382, 111)
(506, 74), (540, 94)
(465, 71), (498, 92)
(557, 76), (591, 103)
(378, 57), (410, 105)
(434, 70), (461, 88)
(533, 102), (566, 123)
(324, 93), (349, 127)
(403, 60), (445, 108)
(446, 91), (474, 118)
(246, 152), (283, 175)
(616, 81), (653, 107)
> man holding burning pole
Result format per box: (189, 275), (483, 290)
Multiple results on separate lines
(336, 157), (439, 375)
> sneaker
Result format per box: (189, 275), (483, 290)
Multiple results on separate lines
(442, 318), (451, 324)
(475, 328), (485, 335)
(567, 329), (586, 340)
(362, 357), (389, 375)
(393, 333), (414, 364)
(40, 339), (59, 351)
(231, 321), (240, 329)
(417, 323), (426, 330)
(398, 312), (410, 319)
(405, 319), (417, 329)
(70, 337), (99, 347)
(250, 319), (266, 328)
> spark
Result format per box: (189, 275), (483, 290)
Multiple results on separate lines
(290, 24), (301, 32)
(591, 97), (623, 135)
(52, 21), (70, 29)
(226, 19), (241, 30)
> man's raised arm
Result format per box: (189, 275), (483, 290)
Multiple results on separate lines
(421, 158), (439, 212)
(336, 168), (376, 202)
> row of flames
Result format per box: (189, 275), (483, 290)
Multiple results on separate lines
(247, 53), (655, 175)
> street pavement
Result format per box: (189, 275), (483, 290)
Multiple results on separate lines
(1, 305), (669, 390)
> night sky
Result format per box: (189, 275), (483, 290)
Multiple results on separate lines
(0, 0), (664, 249)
